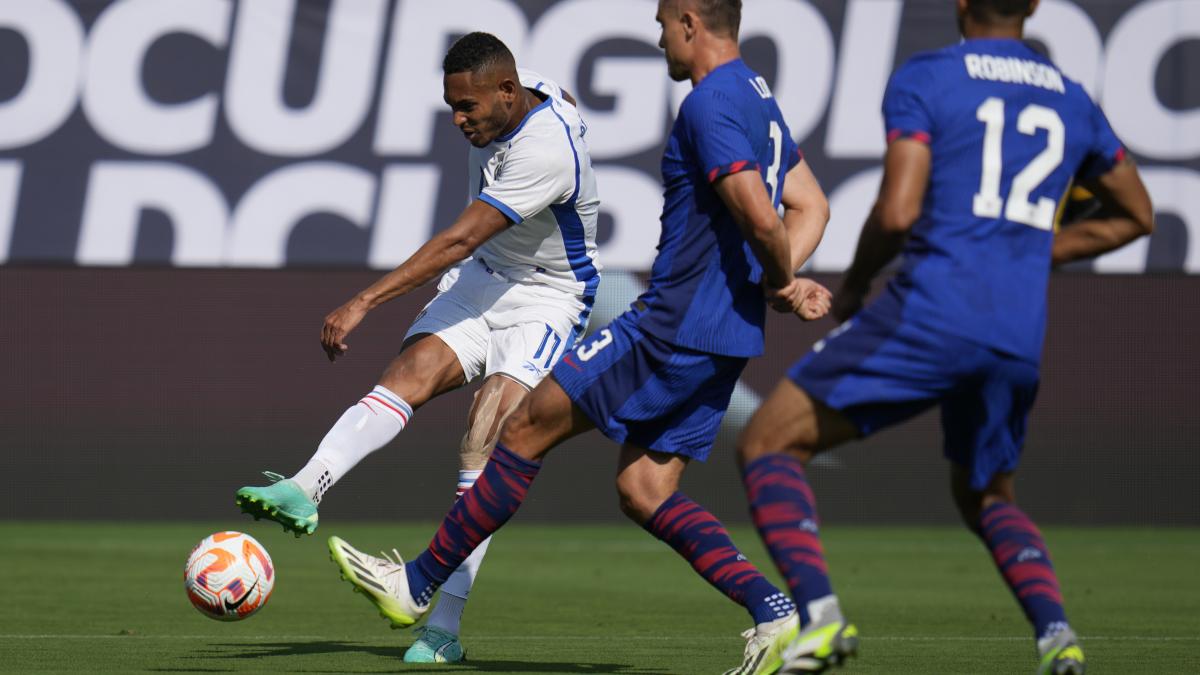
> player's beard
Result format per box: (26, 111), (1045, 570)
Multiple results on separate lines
(470, 102), (512, 147)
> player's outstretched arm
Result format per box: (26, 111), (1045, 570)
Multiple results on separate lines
(834, 138), (931, 321)
(1052, 158), (1154, 266)
(319, 201), (511, 361)
(713, 170), (797, 309)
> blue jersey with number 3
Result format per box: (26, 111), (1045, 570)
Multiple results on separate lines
(879, 39), (1124, 363)
(634, 59), (800, 358)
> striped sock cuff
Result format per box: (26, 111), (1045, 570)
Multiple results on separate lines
(359, 385), (412, 426)
(490, 442), (541, 476)
(456, 469), (483, 499)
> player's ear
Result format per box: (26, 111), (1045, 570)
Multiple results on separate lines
(497, 76), (518, 104)
(681, 9), (697, 40)
(1026, 0), (1040, 18)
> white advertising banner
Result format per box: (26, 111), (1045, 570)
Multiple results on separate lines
(0, 0), (1196, 271)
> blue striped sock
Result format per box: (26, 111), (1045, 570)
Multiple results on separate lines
(405, 443), (540, 605)
(744, 454), (834, 626)
(979, 502), (1069, 639)
(645, 492), (795, 624)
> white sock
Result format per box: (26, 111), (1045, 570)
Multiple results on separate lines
(426, 470), (492, 636)
(291, 385), (411, 503)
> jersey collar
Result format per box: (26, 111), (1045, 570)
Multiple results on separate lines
(495, 96), (553, 144)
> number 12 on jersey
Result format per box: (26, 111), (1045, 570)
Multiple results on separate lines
(972, 97), (1064, 231)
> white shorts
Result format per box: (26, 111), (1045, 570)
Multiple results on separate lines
(405, 259), (591, 389)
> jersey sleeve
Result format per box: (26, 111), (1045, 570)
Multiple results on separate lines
(882, 60), (934, 144)
(680, 88), (759, 182)
(478, 131), (576, 224)
(1075, 99), (1126, 180)
(785, 139), (803, 173)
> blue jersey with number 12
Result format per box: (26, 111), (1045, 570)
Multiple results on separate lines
(634, 58), (800, 358)
(879, 38), (1124, 363)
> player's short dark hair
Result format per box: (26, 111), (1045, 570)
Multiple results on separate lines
(442, 32), (515, 76)
(965, 0), (1034, 22)
(695, 0), (741, 38)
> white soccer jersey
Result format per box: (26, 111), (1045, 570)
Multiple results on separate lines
(469, 69), (601, 298)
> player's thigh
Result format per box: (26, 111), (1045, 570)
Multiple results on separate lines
(376, 333), (468, 407)
(778, 311), (954, 460)
(738, 378), (861, 466)
(386, 264), (493, 404)
(497, 374), (594, 462)
(614, 445), (689, 523)
(460, 373), (530, 471)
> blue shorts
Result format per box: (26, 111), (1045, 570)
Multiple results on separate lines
(552, 313), (747, 461)
(789, 308), (1040, 491)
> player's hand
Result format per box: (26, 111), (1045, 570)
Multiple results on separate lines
(792, 278), (832, 321)
(321, 298), (368, 362)
(764, 278), (803, 313)
(831, 283), (867, 322)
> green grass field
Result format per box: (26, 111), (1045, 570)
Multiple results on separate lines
(2, 523), (1197, 674)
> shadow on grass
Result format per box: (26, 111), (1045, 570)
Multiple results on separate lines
(159, 641), (672, 674)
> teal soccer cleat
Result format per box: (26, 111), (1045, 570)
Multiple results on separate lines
(235, 471), (319, 537)
(403, 626), (467, 663)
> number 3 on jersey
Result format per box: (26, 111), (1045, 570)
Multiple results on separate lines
(972, 97), (1064, 231)
(576, 329), (613, 362)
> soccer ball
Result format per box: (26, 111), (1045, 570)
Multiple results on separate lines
(184, 531), (275, 621)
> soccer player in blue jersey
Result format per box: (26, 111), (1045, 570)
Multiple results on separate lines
(325, 1), (833, 672)
(737, 1), (1155, 673)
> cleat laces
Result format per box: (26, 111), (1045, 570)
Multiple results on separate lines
(379, 549), (406, 574)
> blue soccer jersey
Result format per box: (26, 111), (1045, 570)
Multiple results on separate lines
(879, 39), (1124, 363)
(634, 59), (801, 358)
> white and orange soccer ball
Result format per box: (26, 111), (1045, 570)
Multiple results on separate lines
(184, 531), (275, 621)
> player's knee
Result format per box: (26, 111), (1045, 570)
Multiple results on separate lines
(614, 474), (670, 525)
(615, 486), (660, 525)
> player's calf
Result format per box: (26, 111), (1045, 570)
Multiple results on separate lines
(976, 501), (1074, 649)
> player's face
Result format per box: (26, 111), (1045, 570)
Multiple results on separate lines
(656, 1), (692, 82)
(443, 70), (512, 148)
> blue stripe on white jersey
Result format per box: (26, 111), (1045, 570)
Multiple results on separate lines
(548, 104), (600, 302)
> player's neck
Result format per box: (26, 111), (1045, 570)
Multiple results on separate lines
(500, 88), (539, 138)
(688, 41), (741, 85)
(961, 18), (1024, 41)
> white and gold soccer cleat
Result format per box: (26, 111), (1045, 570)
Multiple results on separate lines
(724, 611), (801, 675)
(327, 535), (428, 628)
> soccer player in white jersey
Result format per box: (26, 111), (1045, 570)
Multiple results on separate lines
(235, 32), (600, 663)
